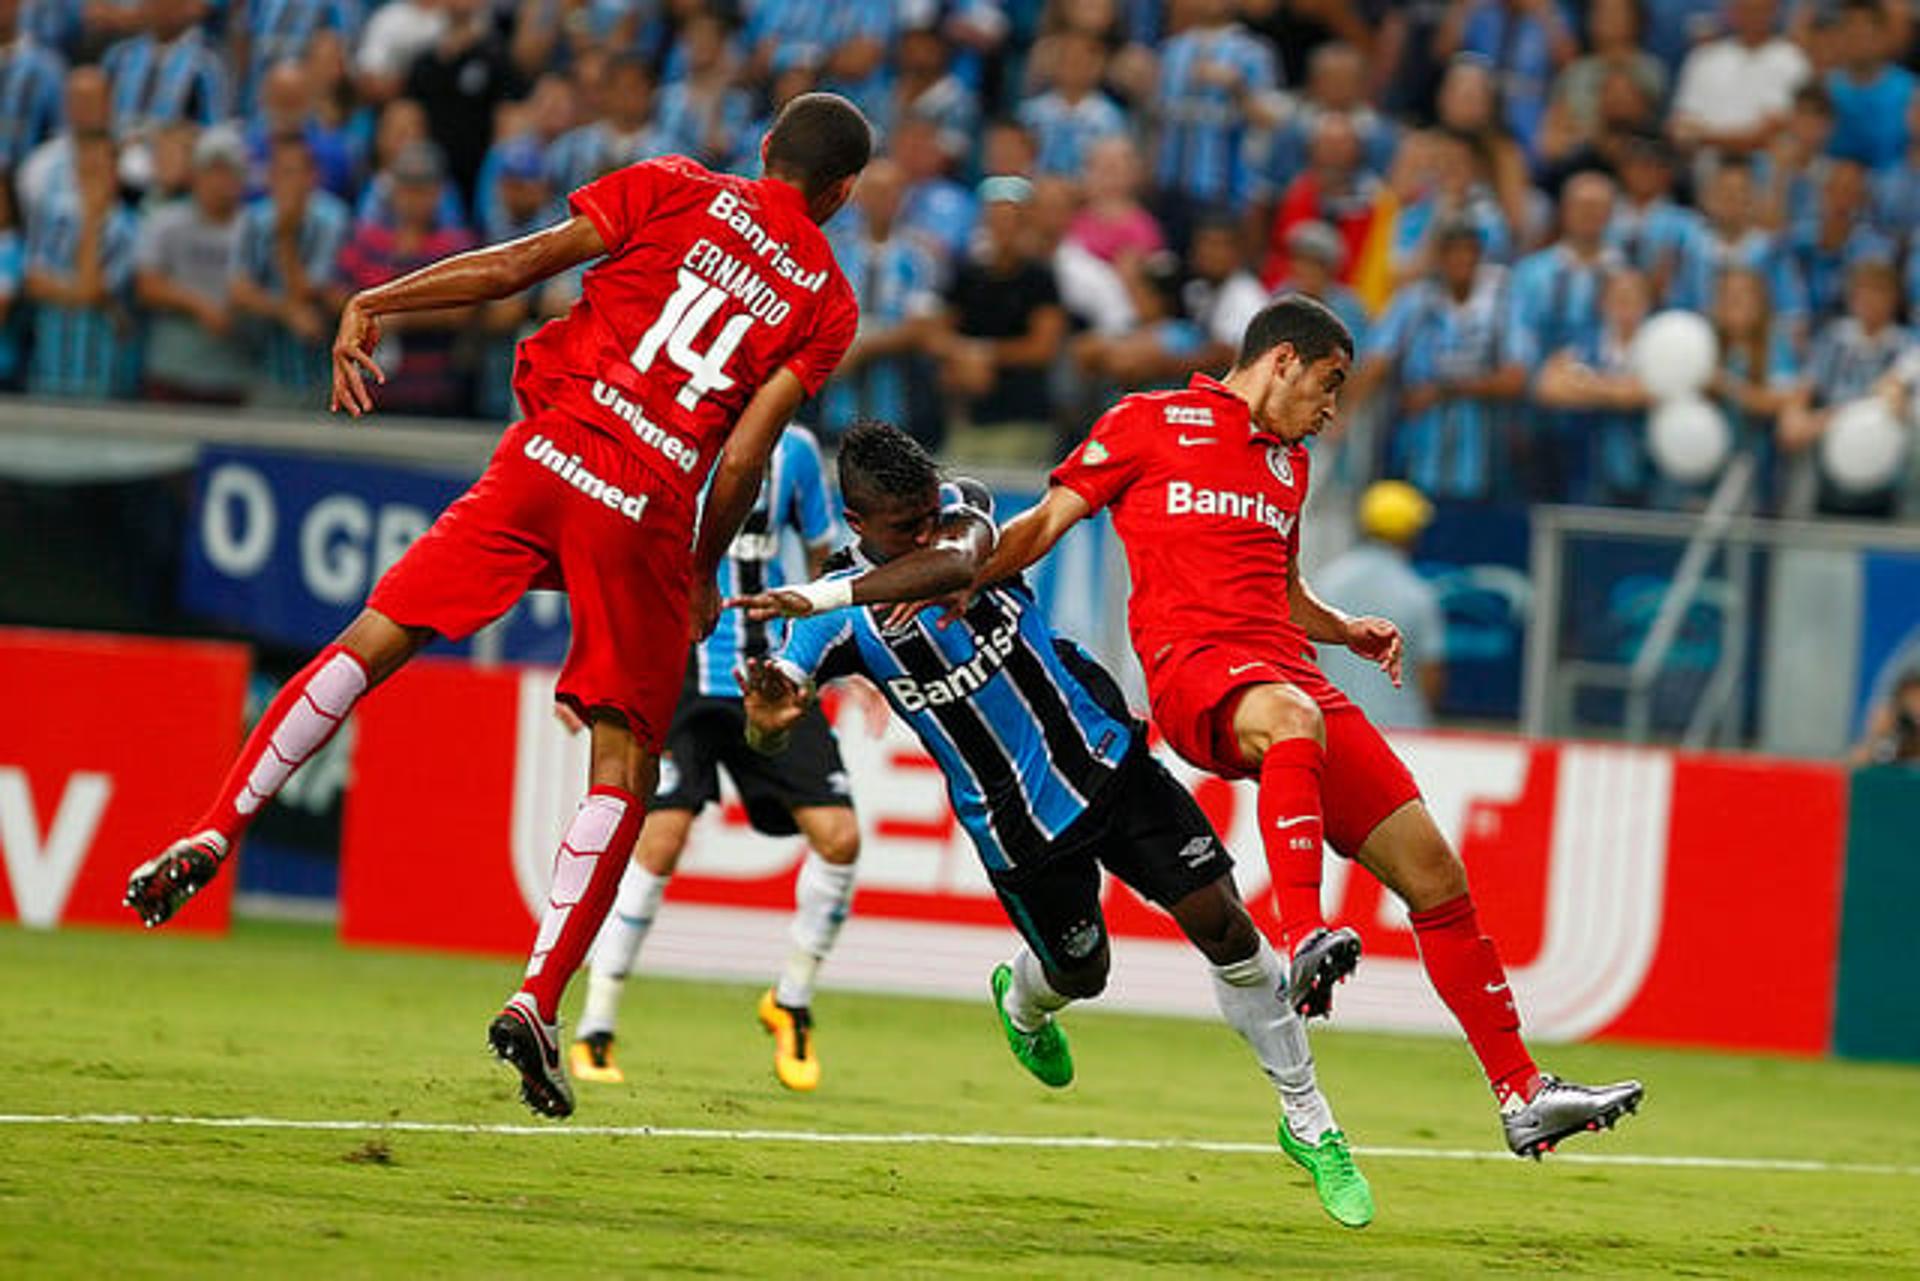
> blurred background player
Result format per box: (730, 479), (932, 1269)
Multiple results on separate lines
(961, 297), (1643, 1159)
(1314, 481), (1446, 729)
(732, 421), (1373, 1228)
(122, 94), (872, 1122)
(573, 423), (861, 1093)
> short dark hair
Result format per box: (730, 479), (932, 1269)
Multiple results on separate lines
(837, 420), (939, 513)
(1234, 294), (1353, 369)
(764, 92), (873, 199)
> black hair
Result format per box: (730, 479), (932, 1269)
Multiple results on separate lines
(764, 92), (874, 199)
(837, 419), (939, 513)
(1794, 81), (1834, 115)
(606, 52), (653, 82)
(1234, 294), (1354, 369)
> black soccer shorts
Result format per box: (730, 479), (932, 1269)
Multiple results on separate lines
(989, 741), (1234, 975)
(652, 682), (853, 837)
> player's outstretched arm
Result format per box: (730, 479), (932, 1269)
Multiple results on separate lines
(689, 368), (811, 636)
(1289, 561), (1405, 688)
(975, 485), (1091, 587)
(729, 512), (993, 622)
(330, 215), (609, 417)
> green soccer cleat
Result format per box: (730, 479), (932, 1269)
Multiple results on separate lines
(1277, 1123), (1375, 1229)
(989, 964), (1073, 1088)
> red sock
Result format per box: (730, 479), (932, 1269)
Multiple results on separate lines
(1258, 738), (1327, 952)
(519, 785), (645, 1023)
(1409, 893), (1541, 1105)
(194, 644), (371, 846)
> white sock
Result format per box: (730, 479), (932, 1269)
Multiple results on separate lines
(577, 865), (669, 1037)
(775, 851), (856, 1007)
(1003, 946), (1071, 1033)
(1211, 938), (1338, 1144)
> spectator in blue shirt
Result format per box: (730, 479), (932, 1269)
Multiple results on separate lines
(1667, 157), (1809, 337)
(1870, 92), (1920, 238)
(1532, 267), (1660, 505)
(1363, 218), (1527, 501)
(1248, 40), (1399, 203)
(1151, 0), (1283, 245)
(101, 0), (232, 136)
(1757, 83), (1841, 234)
(653, 11), (754, 170)
(882, 25), (980, 170)
(1787, 159), (1896, 322)
(1507, 171), (1625, 499)
(17, 0), (81, 56)
(23, 130), (140, 399)
(240, 0), (359, 113)
(1018, 28), (1125, 178)
(1824, 0), (1916, 171)
(230, 133), (349, 408)
(0, 0), (67, 175)
(892, 113), (977, 272)
(1708, 265), (1803, 507)
(548, 54), (669, 194)
(821, 156), (941, 445)
(245, 59), (357, 200)
(1778, 257), (1913, 516)
(1436, 1), (1580, 160)
(1606, 132), (1704, 305)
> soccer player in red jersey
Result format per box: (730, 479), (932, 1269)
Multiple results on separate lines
(963, 296), (1644, 1157)
(122, 93), (873, 1121)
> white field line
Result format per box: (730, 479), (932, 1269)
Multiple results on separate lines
(2, 1113), (1917, 1177)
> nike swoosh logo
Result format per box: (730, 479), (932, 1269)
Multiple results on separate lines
(1227, 662), (1264, 676)
(1177, 434), (1217, 446)
(1484, 982), (1509, 994)
(1272, 816), (1319, 830)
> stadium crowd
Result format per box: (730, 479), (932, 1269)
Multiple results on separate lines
(3, 0), (1920, 515)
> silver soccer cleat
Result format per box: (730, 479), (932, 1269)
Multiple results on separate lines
(1503, 1073), (1645, 1159)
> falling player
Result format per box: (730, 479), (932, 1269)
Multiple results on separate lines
(730, 421), (1374, 1228)
(572, 423), (862, 1093)
(123, 94), (872, 1121)
(781, 299), (1644, 1159)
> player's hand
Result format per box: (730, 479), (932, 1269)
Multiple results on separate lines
(691, 578), (723, 641)
(739, 658), (809, 750)
(1344, 616), (1404, 688)
(883, 588), (972, 633)
(330, 300), (386, 417)
(727, 588), (815, 622)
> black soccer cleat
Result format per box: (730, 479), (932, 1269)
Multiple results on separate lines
(1286, 927), (1363, 1020)
(1503, 1074), (1645, 1160)
(124, 832), (231, 928)
(489, 993), (575, 1119)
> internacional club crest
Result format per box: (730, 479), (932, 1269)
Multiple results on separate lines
(1267, 445), (1295, 487)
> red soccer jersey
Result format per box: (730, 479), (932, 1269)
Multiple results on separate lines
(513, 155), (858, 514)
(1050, 373), (1314, 679)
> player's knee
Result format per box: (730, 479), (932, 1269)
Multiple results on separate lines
(806, 811), (861, 864)
(1048, 948), (1109, 1000)
(1236, 684), (1324, 760)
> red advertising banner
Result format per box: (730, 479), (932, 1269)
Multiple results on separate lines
(342, 662), (1849, 1054)
(0, 627), (248, 933)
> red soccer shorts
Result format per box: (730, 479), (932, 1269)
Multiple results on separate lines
(368, 410), (692, 752)
(1146, 642), (1421, 857)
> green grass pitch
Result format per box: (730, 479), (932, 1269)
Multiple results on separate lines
(2, 919), (1917, 1277)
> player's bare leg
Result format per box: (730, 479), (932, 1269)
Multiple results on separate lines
(126, 609), (432, 927)
(573, 808), (696, 1083)
(1233, 682), (1362, 1017)
(490, 712), (657, 1119)
(1354, 800), (1644, 1157)
(1166, 875), (1372, 1227)
(756, 805), (860, 1091)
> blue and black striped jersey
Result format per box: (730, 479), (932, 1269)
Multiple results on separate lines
(774, 481), (1135, 871)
